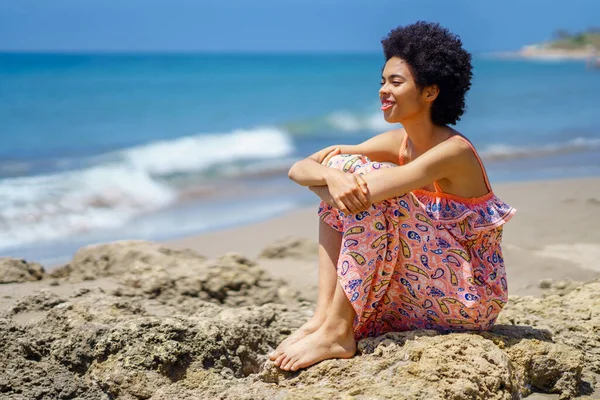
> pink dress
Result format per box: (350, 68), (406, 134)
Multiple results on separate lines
(317, 135), (516, 340)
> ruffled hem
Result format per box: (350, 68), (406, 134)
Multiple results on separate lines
(412, 191), (517, 232)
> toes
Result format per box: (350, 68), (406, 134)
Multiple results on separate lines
(282, 356), (296, 371)
(279, 355), (290, 371)
(268, 350), (280, 361)
(290, 361), (301, 372)
(274, 353), (286, 367)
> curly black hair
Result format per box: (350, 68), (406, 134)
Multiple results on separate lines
(381, 21), (473, 126)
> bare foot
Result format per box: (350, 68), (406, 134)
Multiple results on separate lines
(277, 325), (356, 371)
(268, 317), (324, 362)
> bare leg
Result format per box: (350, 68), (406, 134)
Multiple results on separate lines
(277, 271), (357, 371)
(268, 220), (342, 361)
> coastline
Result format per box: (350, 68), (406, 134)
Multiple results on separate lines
(490, 46), (597, 61)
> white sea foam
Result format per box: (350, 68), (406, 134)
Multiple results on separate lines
(0, 127), (295, 250)
(480, 137), (600, 161)
(122, 127), (294, 175)
(326, 108), (392, 133)
(326, 111), (363, 132)
(365, 111), (393, 131)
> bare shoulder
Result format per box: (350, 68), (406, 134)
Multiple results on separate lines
(450, 134), (482, 167)
(440, 134), (490, 196)
(379, 127), (406, 145)
(354, 127), (406, 163)
(436, 134), (488, 190)
(432, 134), (478, 164)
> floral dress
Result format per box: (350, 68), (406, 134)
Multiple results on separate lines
(317, 135), (516, 340)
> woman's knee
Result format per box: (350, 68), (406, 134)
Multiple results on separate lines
(326, 154), (396, 175)
(325, 154), (368, 173)
(354, 160), (396, 176)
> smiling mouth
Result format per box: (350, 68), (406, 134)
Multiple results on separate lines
(381, 100), (395, 111)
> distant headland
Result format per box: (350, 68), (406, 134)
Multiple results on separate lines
(493, 28), (600, 64)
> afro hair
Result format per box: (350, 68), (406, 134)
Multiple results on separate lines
(381, 21), (473, 126)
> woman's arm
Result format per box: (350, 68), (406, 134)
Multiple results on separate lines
(308, 186), (335, 207)
(287, 129), (404, 187)
(361, 138), (472, 204)
(287, 147), (341, 187)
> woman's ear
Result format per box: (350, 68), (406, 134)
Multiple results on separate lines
(423, 84), (440, 102)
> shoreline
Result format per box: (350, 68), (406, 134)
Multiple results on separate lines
(489, 47), (597, 61)
(6, 175), (600, 280)
(5, 175), (599, 312)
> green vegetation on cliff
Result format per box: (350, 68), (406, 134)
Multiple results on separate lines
(549, 28), (600, 50)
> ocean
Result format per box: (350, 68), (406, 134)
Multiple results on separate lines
(1, 53), (599, 265)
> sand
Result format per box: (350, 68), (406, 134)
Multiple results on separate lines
(166, 177), (600, 301)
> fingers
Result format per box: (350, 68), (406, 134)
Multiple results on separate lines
(346, 196), (363, 215)
(334, 175), (369, 214)
(355, 174), (369, 195)
(334, 197), (350, 214)
(339, 191), (365, 214)
(322, 148), (341, 166)
(351, 178), (368, 210)
(341, 196), (360, 214)
(333, 190), (355, 214)
(354, 174), (370, 209)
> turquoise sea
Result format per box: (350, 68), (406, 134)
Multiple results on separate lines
(1, 53), (600, 264)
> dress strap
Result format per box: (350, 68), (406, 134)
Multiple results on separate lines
(398, 134), (408, 166)
(452, 135), (493, 192)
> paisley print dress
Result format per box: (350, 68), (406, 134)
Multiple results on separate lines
(318, 136), (516, 340)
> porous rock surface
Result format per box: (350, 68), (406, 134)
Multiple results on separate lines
(0, 240), (597, 399)
(0, 257), (45, 283)
(258, 236), (319, 260)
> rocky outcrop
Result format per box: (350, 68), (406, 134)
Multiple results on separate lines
(48, 240), (207, 281)
(0, 257), (45, 283)
(259, 236), (319, 260)
(0, 241), (597, 399)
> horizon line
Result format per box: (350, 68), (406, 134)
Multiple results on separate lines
(0, 49), (512, 57)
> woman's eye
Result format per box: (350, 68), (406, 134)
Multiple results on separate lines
(393, 81), (402, 85)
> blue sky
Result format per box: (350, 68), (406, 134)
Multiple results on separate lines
(0, 0), (598, 53)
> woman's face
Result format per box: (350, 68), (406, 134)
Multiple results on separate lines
(379, 57), (433, 124)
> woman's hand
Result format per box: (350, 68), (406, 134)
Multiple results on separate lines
(323, 169), (370, 214)
(309, 186), (336, 208)
(320, 147), (341, 165)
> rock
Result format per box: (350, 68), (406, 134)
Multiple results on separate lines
(536, 278), (584, 298)
(49, 240), (206, 281)
(539, 278), (553, 289)
(554, 280), (569, 290)
(0, 287), (298, 400)
(259, 237), (319, 260)
(117, 250), (295, 308)
(3, 289), (66, 316)
(0, 257), (45, 283)
(48, 241), (296, 308)
(0, 245), (598, 399)
(498, 280), (600, 397)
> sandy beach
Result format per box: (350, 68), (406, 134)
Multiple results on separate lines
(166, 176), (600, 301)
(1, 176), (600, 399)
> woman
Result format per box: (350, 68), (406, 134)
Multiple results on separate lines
(268, 21), (516, 372)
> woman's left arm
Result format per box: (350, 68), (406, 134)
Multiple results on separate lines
(360, 139), (471, 205)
